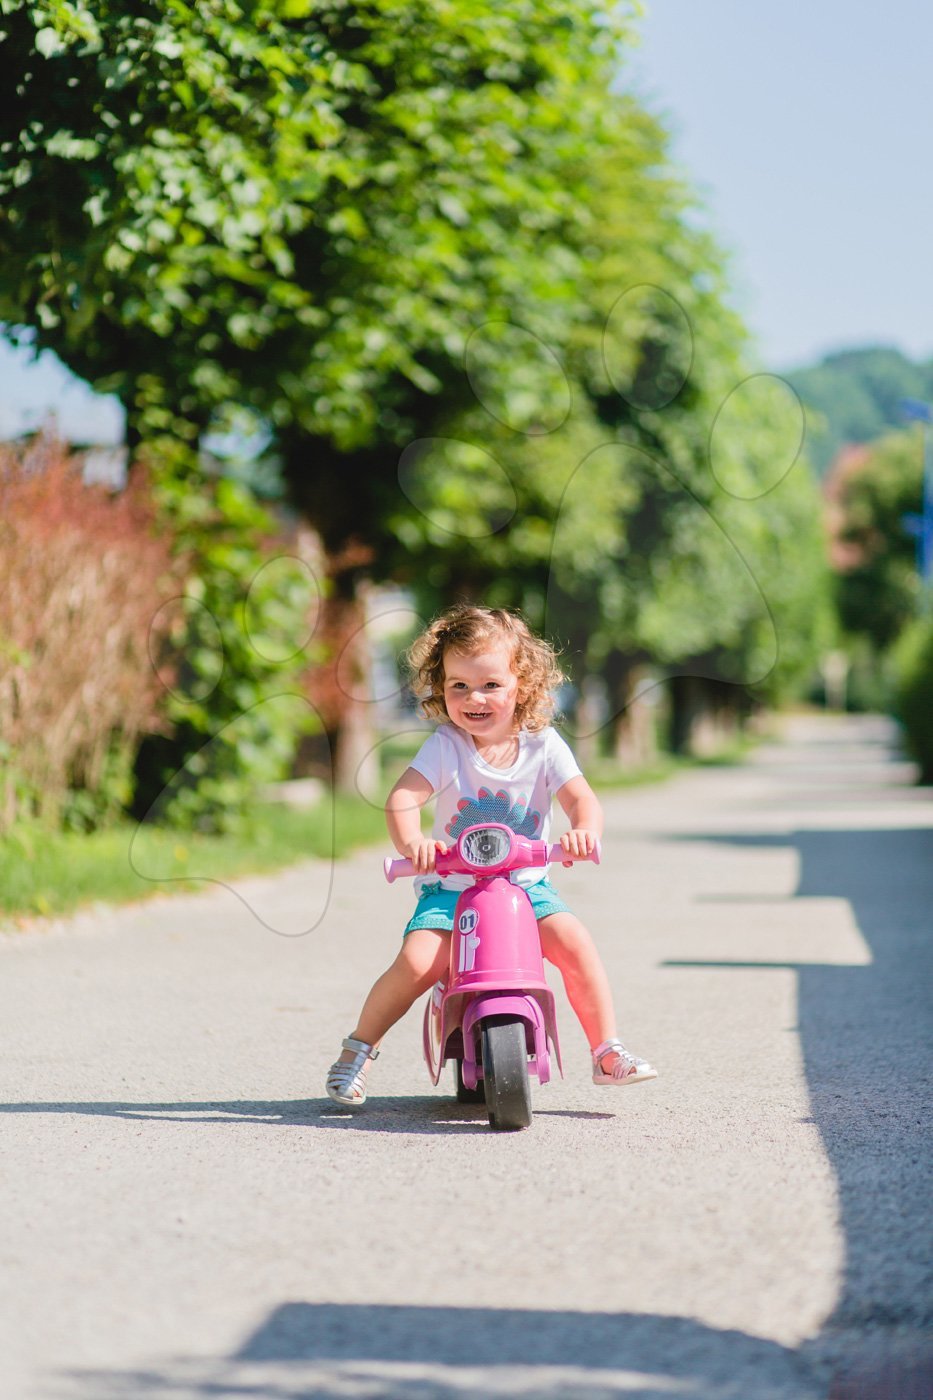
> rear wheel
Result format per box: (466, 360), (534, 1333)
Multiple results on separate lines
(455, 1060), (486, 1104)
(481, 1016), (532, 1131)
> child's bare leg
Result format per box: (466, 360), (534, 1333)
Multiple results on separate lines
(535, 912), (658, 1086)
(336, 927), (450, 1064)
(538, 912), (655, 1081)
(537, 912), (618, 1052)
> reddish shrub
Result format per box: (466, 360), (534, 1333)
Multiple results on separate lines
(0, 431), (178, 829)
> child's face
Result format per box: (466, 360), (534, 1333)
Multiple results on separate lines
(442, 644), (520, 742)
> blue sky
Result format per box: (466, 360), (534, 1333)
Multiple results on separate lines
(2, 0), (931, 442)
(629, 0), (933, 370)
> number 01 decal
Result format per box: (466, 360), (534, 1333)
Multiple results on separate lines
(458, 908), (480, 972)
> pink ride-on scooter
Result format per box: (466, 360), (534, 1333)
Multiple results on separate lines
(384, 822), (600, 1131)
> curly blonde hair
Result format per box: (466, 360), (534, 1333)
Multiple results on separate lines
(407, 605), (564, 733)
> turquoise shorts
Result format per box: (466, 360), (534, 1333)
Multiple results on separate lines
(404, 879), (571, 936)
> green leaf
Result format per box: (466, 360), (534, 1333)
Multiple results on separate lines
(34, 27), (65, 58)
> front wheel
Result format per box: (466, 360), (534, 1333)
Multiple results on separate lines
(481, 1016), (532, 1131)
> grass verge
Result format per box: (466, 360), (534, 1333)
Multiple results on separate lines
(0, 794), (387, 924)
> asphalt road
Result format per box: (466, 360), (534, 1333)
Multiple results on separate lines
(2, 713), (931, 1400)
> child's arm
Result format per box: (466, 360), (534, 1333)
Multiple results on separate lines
(555, 775), (603, 864)
(385, 766), (448, 873)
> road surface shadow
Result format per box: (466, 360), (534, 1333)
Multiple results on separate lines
(663, 824), (933, 1396)
(0, 1096), (613, 1134)
(57, 1301), (823, 1399)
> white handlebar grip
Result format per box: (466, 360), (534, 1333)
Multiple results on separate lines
(547, 839), (601, 865)
(384, 857), (416, 883)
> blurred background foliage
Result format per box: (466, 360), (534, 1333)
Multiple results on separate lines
(786, 347), (933, 478)
(0, 0), (928, 859)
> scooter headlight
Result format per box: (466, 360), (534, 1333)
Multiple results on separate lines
(459, 824), (511, 869)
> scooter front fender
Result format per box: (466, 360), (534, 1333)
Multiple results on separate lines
(461, 993), (556, 1088)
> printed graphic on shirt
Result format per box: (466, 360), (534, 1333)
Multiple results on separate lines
(445, 787), (542, 841)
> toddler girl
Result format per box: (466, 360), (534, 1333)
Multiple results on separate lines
(325, 604), (657, 1107)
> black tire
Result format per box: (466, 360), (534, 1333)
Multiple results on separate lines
(455, 1060), (486, 1104)
(481, 1016), (532, 1131)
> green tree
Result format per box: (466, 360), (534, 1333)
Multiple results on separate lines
(832, 429), (924, 653)
(786, 347), (933, 477)
(0, 0), (644, 782)
(376, 102), (833, 757)
(2, 1), (833, 777)
(0, 0), (636, 450)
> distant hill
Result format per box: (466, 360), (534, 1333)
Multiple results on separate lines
(783, 346), (933, 476)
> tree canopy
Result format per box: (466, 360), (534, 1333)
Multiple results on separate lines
(0, 0), (635, 454)
(1, 0), (834, 784)
(388, 105), (831, 717)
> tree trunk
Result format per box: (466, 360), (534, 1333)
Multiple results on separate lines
(572, 674), (607, 768)
(669, 675), (743, 757)
(603, 651), (658, 769)
(279, 435), (388, 798)
(302, 553), (380, 798)
(332, 588), (380, 798)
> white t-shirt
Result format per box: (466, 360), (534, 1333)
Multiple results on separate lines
(407, 723), (583, 893)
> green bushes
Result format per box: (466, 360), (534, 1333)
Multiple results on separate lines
(893, 613), (933, 782)
(132, 470), (323, 832)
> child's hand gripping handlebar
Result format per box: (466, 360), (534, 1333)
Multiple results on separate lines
(383, 854), (437, 883)
(384, 824), (601, 884)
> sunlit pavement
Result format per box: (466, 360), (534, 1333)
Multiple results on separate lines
(1, 712), (930, 1399)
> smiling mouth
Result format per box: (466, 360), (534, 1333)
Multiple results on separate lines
(464, 711), (490, 720)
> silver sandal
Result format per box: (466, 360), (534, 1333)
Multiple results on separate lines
(592, 1037), (658, 1085)
(326, 1036), (379, 1107)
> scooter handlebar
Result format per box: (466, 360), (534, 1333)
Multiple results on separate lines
(384, 856), (416, 883)
(547, 838), (601, 866)
(383, 838), (600, 883)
